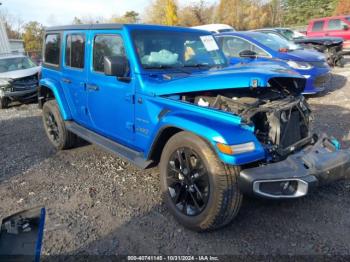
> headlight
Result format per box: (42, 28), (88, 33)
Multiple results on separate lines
(0, 78), (10, 86)
(287, 60), (313, 70)
(216, 142), (255, 155)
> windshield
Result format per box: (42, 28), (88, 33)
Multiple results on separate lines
(132, 30), (227, 70)
(281, 29), (305, 41)
(0, 57), (37, 73)
(249, 33), (301, 51)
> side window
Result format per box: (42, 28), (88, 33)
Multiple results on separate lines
(220, 37), (268, 58)
(311, 21), (325, 32)
(44, 34), (60, 65)
(93, 35), (126, 72)
(328, 19), (347, 30)
(65, 34), (85, 69)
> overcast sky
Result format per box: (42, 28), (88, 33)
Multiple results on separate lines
(1, 0), (217, 26)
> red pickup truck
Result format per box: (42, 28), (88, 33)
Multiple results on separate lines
(306, 15), (350, 50)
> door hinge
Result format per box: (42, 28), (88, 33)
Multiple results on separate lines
(125, 94), (135, 104)
(126, 122), (135, 132)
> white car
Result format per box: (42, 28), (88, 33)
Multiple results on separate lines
(0, 54), (41, 108)
(191, 24), (235, 34)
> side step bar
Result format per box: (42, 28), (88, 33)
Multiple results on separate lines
(65, 121), (153, 169)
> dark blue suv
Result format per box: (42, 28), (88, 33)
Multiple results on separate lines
(39, 24), (350, 231)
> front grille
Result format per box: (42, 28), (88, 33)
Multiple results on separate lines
(309, 61), (328, 68)
(12, 74), (38, 91)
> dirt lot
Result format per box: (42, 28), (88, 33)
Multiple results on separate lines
(1, 62), (350, 256)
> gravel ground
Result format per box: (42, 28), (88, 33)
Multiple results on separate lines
(1, 61), (350, 256)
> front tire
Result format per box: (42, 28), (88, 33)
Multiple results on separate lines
(159, 131), (243, 231)
(42, 100), (78, 150)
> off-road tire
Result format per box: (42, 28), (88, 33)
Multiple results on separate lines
(159, 131), (243, 231)
(0, 97), (9, 109)
(42, 100), (78, 150)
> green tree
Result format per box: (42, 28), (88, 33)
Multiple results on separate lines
(22, 21), (44, 52)
(124, 11), (140, 23)
(283, 0), (337, 26)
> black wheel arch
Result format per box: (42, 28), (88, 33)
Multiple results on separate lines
(38, 85), (55, 108)
(147, 125), (218, 166)
(148, 126), (183, 165)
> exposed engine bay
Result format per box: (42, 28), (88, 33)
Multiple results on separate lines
(178, 82), (312, 162)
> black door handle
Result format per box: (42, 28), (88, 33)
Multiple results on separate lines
(62, 78), (72, 84)
(86, 84), (99, 91)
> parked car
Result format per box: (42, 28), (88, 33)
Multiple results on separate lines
(306, 15), (350, 51)
(39, 24), (350, 231)
(215, 31), (331, 94)
(192, 24), (235, 33)
(0, 54), (41, 109)
(253, 28), (346, 67)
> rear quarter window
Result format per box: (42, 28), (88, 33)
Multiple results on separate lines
(311, 21), (325, 32)
(44, 33), (60, 66)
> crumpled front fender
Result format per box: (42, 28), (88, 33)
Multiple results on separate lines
(147, 98), (266, 165)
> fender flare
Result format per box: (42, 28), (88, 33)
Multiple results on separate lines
(147, 110), (266, 166)
(39, 78), (72, 120)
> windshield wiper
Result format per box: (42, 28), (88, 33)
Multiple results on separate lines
(183, 63), (211, 68)
(144, 65), (191, 74)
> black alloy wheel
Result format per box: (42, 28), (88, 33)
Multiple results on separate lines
(166, 147), (210, 216)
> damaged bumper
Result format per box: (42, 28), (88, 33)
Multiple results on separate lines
(238, 135), (350, 199)
(0, 88), (38, 100)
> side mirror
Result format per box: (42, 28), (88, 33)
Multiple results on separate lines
(104, 55), (130, 80)
(239, 50), (258, 58)
(343, 25), (349, 31)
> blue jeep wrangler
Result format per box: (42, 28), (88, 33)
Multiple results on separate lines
(39, 24), (350, 231)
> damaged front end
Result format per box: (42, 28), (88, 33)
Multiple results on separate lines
(174, 76), (350, 198)
(180, 77), (312, 163)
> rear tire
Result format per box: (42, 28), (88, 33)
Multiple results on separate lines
(42, 100), (78, 150)
(0, 97), (9, 109)
(159, 131), (243, 231)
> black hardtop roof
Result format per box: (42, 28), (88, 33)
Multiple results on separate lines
(45, 23), (124, 31)
(45, 23), (209, 33)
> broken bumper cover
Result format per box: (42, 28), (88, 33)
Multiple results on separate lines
(238, 136), (350, 199)
(0, 87), (38, 100)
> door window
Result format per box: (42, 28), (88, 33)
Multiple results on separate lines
(44, 34), (60, 65)
(311, 21), (325, 32)
(93, 35), (126, 72)
(328, 19), (348, 30)
(219, 36), (269, 58)
(65, 34), (85, 69)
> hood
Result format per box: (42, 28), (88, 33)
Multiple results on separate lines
(277, 49), (326, 62)
(295, 37), (343, 45)
(0, 66), (41, 79)
(140, 63), (304, 96)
